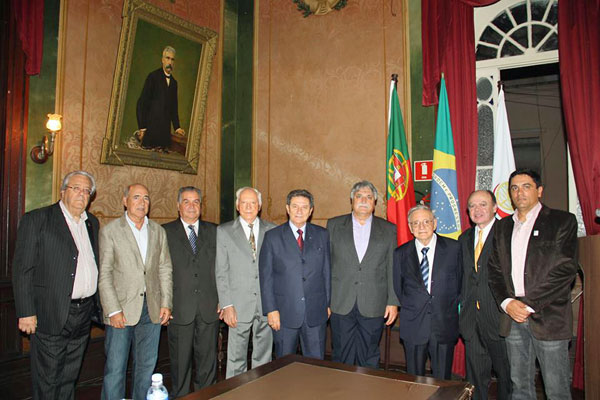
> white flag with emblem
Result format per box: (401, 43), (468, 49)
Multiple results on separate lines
(492, 87), (516, 217)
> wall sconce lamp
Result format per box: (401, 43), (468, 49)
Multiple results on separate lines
(30, 113), (62, 164)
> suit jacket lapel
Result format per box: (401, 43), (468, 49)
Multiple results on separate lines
(431, 237), (446, 288)
(284, 222), (302, 255)
(232, 218), (254, 257)
(361, 217), (381, 266)
(257, 219), (268, 253)
(176, 221), (195, 255)
(340, 215), (360, 264)
(408, 241), (426, 289)
(466, 228), (476, 271)
(119, 215), (146, 269)
(52, 204), (78, 254)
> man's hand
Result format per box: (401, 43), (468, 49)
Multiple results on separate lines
(175, 128), (185, 136)
(109, 312), (127, 329)
(267, 311), (281, 331)
(384, 305), (398, 326)
(159, 308), (172, 326)
(18, 316), (37, 335)
(222, 307), (238, 328)
(327, 307), (331, 319)
(506, 299), (532, 323)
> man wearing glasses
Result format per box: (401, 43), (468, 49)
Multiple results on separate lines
(393, 205), (462, 380)
(13, 171), (101, 399)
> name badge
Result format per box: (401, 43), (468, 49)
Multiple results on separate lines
(533, 230), (539, 236)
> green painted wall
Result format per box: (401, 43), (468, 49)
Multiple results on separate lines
(407, 0), (436, 203)
(25, 0), (60, 211)
(220, 0), (254, 222)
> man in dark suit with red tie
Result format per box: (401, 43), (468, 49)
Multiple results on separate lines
(13, 171), (101, 400)
(259, 189), (331, 359)
(459, 190), (511, 400)
(488, 169), (578, 399)
(393, 205), (462, 380)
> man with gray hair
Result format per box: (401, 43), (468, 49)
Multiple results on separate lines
(393, 205), (462, 379)
(136, 45), (185, 149)
(163, 186), (219, 396)
(327, 180), (399, 367)
(13, 170), (101, 399)
(216, 187), (276, 378)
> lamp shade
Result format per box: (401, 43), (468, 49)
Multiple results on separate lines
(46, 114), (62, 132)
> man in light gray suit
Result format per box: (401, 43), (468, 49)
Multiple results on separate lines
(216, 187), (276, 378)
(327, 180), (399, 368)
(99, 184), (173, 400)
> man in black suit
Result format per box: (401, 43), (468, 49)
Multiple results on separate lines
(136, 45), (185, 149)
(163, 186), (219, 396)
(393, 205), (462, 380)
(259, 189), (331, 359)
(12, 171), (100, 400)
(459, 190), (511, 400)
(327, 180), (398, 367)
(488, 169), (578, 399)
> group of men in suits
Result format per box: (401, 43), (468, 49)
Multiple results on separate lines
(12, 169), (578, 399)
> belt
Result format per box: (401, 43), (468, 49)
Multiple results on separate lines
(70, 296), (93, 305)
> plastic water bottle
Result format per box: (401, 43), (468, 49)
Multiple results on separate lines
(146, 373), (169, 400)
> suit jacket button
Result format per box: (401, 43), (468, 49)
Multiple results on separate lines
(194, 274), (198, 277)
(303, 278), (306, 281)
(301, 297), (305, 301)
(71, 273), (75, 277)
(140, 293), (144, 297)
(358, 268), (362, 271)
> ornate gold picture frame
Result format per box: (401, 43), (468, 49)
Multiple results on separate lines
(101, 0), (217, 173)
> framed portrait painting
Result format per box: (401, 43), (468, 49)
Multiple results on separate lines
(101, 0), (217, 173)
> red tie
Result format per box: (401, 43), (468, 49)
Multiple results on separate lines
(297, 229), (304, 251)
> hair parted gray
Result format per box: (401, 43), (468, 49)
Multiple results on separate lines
(350, 180), (378, 201)
(61, 171), (97, 195)
(235, 187), (262, 207)
(177, 186), (202, 203)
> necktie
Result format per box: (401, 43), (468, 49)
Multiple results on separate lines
(420, 247), (430, 288)
(474, 229), (484, 272)
(248, 223), (256, 261)
(188, 225), (197, 254)
(297, 229), (304, 251)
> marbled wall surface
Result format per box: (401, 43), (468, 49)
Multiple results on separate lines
(254, 0), (407, 225)
(59, 0), (222, 226)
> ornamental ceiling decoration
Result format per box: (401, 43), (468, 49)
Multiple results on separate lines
(292, 0), (348, 17)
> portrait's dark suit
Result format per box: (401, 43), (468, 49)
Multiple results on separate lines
(393, 235), (462, 380)
(12, 202), (100, 399)
(136, 68), (181, 148)
(259, 222), (331, 359)
(327, 214), (399, 367)
(487, 206), (578, 341)
(163, 219), (219, 396)
(459, 223), (511, 400)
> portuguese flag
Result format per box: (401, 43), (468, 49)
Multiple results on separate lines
(386, 76), (416, 246)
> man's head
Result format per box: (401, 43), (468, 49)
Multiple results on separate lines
(407, 205), (437, 245)
(236, 187), (262, 224)
(161, 46), (176, 75)
(508, 169), (543, 215)
(60, 171), (96, 217)
(177, 186), (202, 225)
(123, 184), (150, 222)
(467, 190), (497, 229)
(350, 181), (377, 219)
(286, 189), (314, 228)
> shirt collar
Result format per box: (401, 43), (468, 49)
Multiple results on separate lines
(59, 200), (88, 224)
(415, 233), (437, 252)
(289, 221), (307, 233)
(239, 216), (259, 227)
(180, 218), (199, 231)
(513, 201), (543, 225)
(475, 218), (495, 236)
(351, 213), (373, 227)
(125, 212), (148, 230)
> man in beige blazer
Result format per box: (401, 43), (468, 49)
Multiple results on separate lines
(99, 184), (173, 400)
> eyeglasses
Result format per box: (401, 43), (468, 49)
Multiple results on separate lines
(66, 186), (92, 196)
(409, 220), (433, 228)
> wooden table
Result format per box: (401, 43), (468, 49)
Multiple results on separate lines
(182, 355), (473, 399)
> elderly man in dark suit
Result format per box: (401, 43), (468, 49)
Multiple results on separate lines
(327, 180), (398, 368)
(259, 189), (331, 359)
(13, 170), (100, 400)
(136, 45), (185, 149)
(393, 204), (462, 380)
(163, 186), (219, 396)
(488, 169), (578, 400)
(459, 190), (511, 400)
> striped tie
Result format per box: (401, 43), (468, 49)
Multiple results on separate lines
(420, 247), (430, 288)
(474, 229), (484, 272)
(248, 223), (256, 261)
(188, 225), (197, 254)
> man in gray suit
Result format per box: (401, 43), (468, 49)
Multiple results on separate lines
(163, 186), (219, 396)
(327, 180), (399, 367)
(216, 187), (276, 378)
(99, 183), (173, 400)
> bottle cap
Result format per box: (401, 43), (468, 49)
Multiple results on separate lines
(151, 373), (163, 383)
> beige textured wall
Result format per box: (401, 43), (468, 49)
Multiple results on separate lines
(254, 0), (407, 226)
(58, 0), (223, 227)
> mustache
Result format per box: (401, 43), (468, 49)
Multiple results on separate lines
(165, 64), (173, 71)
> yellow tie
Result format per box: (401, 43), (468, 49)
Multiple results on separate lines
(474, 229), (484, 272)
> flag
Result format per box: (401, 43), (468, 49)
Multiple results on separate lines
(386, 77), (416, 246)
(492, 87), (516, 217)
(430, 77), (461, 239)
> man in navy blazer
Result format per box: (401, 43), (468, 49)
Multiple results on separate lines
(393, 205), (462, 380)
(259, 189), (331, 359)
